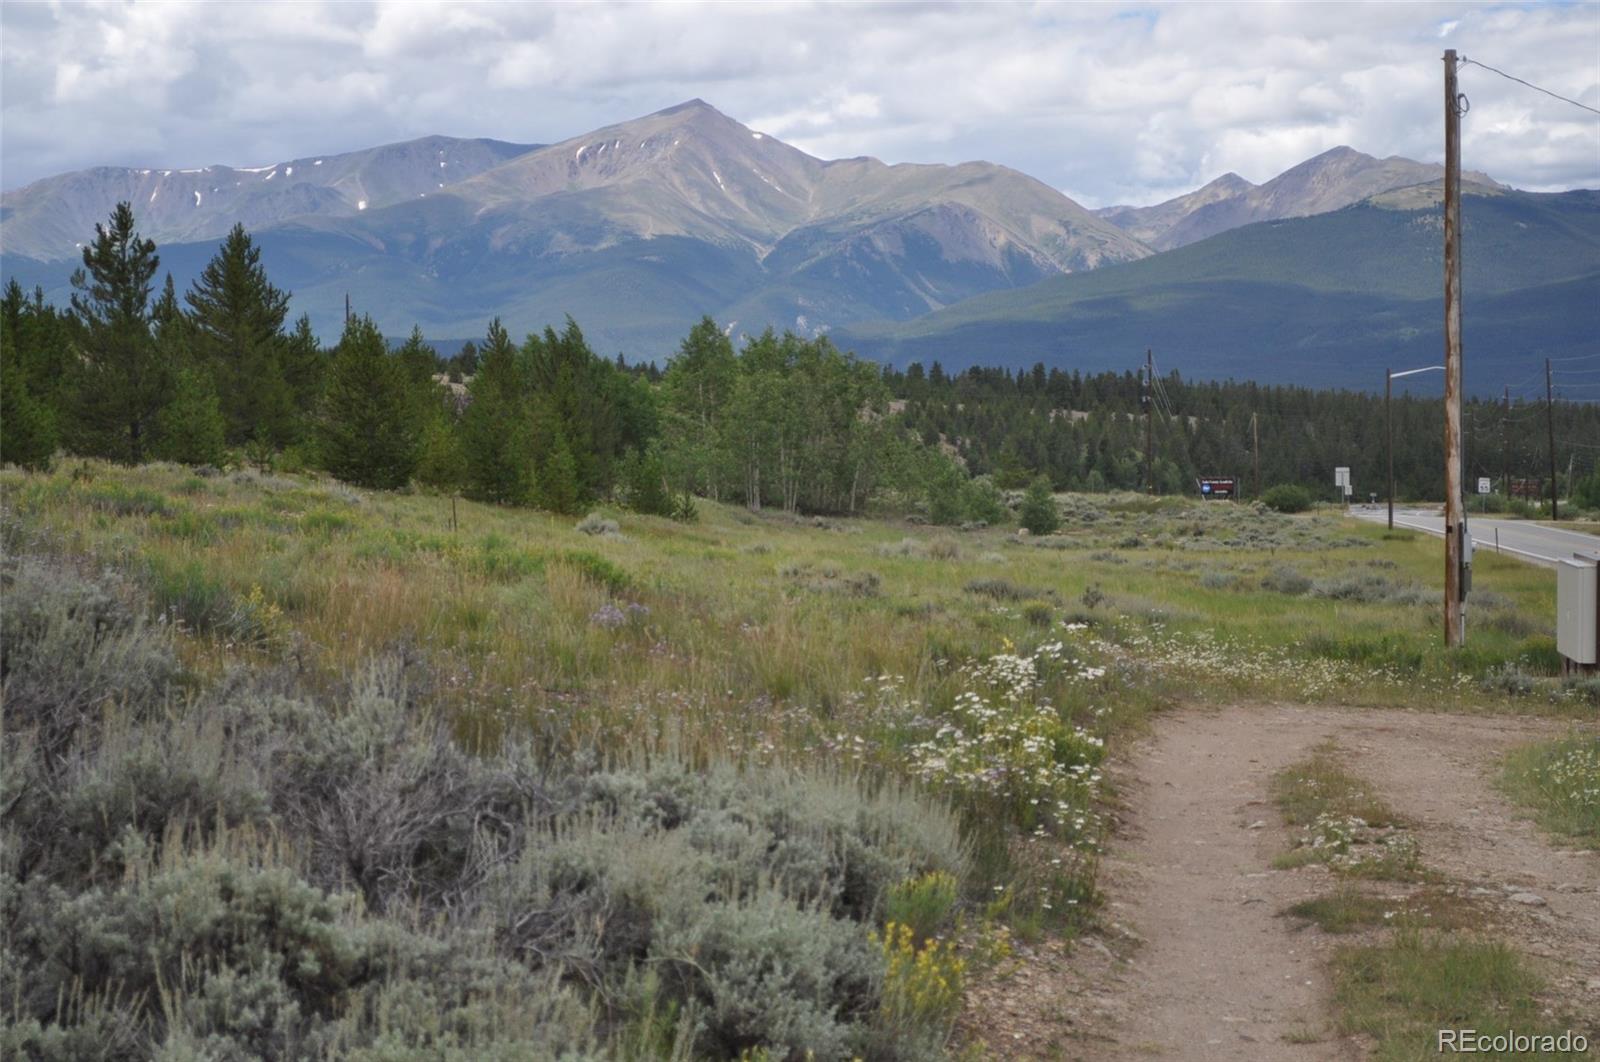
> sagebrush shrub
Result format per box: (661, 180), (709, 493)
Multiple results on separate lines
(963, 578), (1031, 602)
(1, 543), (967, 1060)
(575, 511), (620, 537)
(1261, 565), (1313, 595)
(0, 552), (178, 753)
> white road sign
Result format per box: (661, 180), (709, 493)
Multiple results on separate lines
(1477, 477), (1492, 494)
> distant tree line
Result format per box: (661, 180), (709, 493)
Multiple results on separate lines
(5, 203), (1597, 515)
(885, 361), (1600, 504)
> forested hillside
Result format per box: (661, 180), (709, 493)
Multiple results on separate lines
(841, 188), (1600, 390)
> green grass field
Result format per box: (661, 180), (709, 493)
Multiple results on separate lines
(1, 461), (1588, 1057)
(4, 463), (1576, 720)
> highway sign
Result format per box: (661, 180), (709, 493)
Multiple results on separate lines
(1477, 477), (1491, 494)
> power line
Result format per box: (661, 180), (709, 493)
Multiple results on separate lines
(1153, 375), (1177, 420)
(1148, 354), (1179, 421)
(1459, 56), (1600, 116)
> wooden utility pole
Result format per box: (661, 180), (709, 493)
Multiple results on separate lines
(1386, 369), (1394, 529)
(1502, 385), (1511, 502)
(1144, 348), (1154, 494)
(344, 292), (351, 326)
(1443, 49), (1465, 647)
(1251, 412), (1260, 500)
(1547, 357), (1559, 520)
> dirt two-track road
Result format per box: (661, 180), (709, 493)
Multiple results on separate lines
(988, 703), (1599, 1060)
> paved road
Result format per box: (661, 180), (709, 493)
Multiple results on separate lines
(1350, 505), (1600, 566)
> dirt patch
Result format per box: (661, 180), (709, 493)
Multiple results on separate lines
(1347, 714), (1600, 1009)
(968, 703), (1597, 1060)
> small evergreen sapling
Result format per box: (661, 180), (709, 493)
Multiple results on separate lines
(156, 367), (227, 467)
(1019, 476), (1060, 535)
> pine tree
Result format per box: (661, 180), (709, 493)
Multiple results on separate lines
(0, 329), (57, 470)
(539, 432), (581, 515)
(394, 326), (440, 390)
(3, 281), (71, 416)
(1018, 476), (1061, 534)
(460, 319), (535, 504)
(415, 412), (466, 490)
(155, 367), (226, 466)
(152, 273), (183, 333)
(185, 224), (293, 446)
(1, 280), (60, 470)
(619, 443), (673, 516)
(661, 315), (737, 498)
(280, 314), (326, 432)
(523, 317), (626, 500)
(68, 202), (167, 463)
(925, 456), (965, 525)
(448, 339), (478, 380)
(316, 315), (419, 489)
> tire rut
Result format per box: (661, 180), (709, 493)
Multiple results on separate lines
(1093, 703), (1595, 1061)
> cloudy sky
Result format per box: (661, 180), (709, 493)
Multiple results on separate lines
(2, 1), (1596, 207)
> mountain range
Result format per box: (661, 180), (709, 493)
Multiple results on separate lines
(2, 101), (1149, 351)
(838, 183), (1600, 389)
(1093, 148), (1503, 251)
(0, 135), (537, 262)
(3, 100), (1595, 391)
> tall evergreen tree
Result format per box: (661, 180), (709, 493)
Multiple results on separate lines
(316, 315), (419, 489)
(0, 302), (57, 470)
(460, 319), (535, 504)
(394, 325), (463, 490)
(522, 318), (618, 501)
(3, 282), (68, 402)
(280, 314), (327, 426)
(448, 339), (479, 380)
(661, 316), (737, 498)
(394, 325), (440, 389)
(68, 202), (166, 462)
(185, 224), (293, 446)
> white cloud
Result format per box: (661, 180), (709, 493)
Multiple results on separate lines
(1, 1), (1595, 207)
